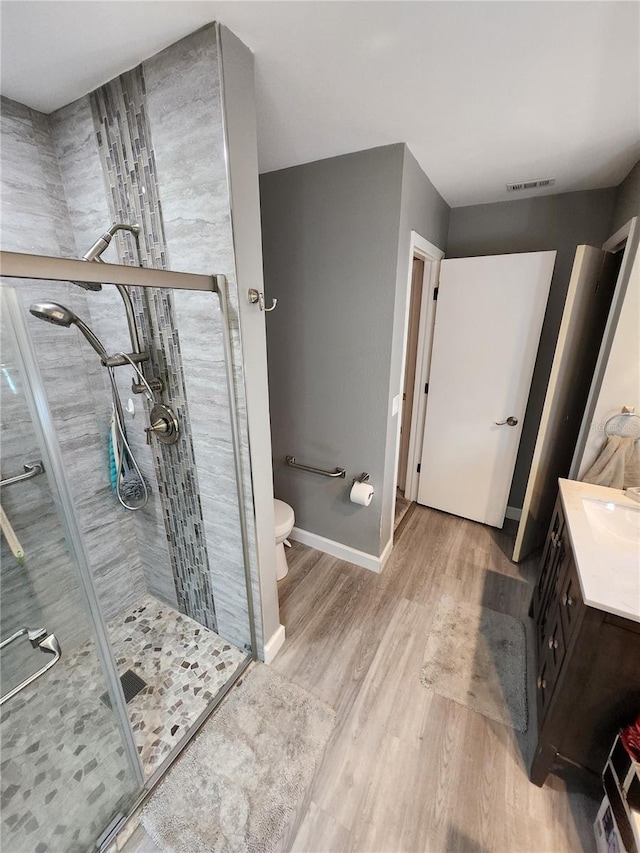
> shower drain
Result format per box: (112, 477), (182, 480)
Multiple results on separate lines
(100, 669), (147, 709)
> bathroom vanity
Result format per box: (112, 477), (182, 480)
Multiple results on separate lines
(530, 479), (640, 787)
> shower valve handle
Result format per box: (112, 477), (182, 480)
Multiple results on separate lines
(145, 404), (180, 446)
(145, 419), (169, 444)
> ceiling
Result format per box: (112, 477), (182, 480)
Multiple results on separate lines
(1, 1), (639, 206)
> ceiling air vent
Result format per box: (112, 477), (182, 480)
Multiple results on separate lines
(506, 178), (556, 192)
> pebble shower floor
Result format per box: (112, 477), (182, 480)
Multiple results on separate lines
(0, 595), (246, 853)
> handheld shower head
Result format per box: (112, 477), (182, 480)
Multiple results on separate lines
(29, 302), (109, 362)
(29, 302), (75, 327)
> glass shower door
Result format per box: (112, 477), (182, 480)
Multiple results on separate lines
(0, 288), (142, 853)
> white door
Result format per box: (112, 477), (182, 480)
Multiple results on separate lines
(513, 246), (619, 561)
(417, 251), (556, 527)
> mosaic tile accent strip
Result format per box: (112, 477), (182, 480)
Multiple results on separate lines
(107, 595), (246, 775)
(0, 595), (246, 853)
(89, 68), (218, 631)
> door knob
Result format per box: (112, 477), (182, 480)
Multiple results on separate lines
(495, 416), (518, 426)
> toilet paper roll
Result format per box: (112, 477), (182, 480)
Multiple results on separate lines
(350, 481), (374, 506)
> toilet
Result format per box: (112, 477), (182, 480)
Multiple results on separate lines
(274, 499), (295, 580)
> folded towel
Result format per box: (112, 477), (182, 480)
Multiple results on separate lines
(624, 438), (640, 489)
(582, 435), (637, 489)
(0, 504), (24, 565)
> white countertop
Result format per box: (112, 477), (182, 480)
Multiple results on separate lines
(558, 479), (640, 623)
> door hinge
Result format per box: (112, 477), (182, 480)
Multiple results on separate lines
(433, 287), (439, 300)
(424, 382), (429, 394)
(416, 463), (421, 473)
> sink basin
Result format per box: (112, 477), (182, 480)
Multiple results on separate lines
(581, 497), (640, 547)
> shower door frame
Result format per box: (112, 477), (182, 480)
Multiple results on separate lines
(1, 251), (259, 838)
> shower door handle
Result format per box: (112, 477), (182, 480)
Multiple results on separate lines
(0, 460), (45, 487)
(0, 630), (61, 706)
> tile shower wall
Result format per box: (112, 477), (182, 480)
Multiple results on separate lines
(49, 96), (178, 611)
(49, 25), (262, 652)
(1, 22), (264, 655)
(87, 67), (217, 631)
(0, 307), (90, 686)
(144, 25), (263, 651)
(0, 97), (147, 631)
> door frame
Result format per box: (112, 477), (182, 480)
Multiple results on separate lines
(570, 216), (638, 477)
(390, 232), (444, 535)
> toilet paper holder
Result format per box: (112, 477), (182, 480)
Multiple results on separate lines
(352, 472), (370, 486)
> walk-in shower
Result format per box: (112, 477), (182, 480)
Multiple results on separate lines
(1, 250), (257, 853)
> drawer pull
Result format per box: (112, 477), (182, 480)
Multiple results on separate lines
(562, 593), (573, 607)
(547, 637), (559, 650)
(537, 676), (547, 690)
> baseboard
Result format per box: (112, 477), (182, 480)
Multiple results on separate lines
(290, 526), (385, 574)
(262, 624), (286, 664)
(379, 536), (394, 571)
(505, 505), (522, 522)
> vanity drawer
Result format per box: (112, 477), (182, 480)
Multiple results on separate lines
(536, 608), (566, 723)
(559, 556), (583, 643)
(533, 501), (565, 623)
(544, 607), (566, 675)
(536, 534), (570, 658)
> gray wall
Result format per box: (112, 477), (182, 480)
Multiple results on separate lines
(381, 147), (450, 546)
(262, 145), (405, 555)
(447, 187), (617, 507)
(611, 160), (640, 232)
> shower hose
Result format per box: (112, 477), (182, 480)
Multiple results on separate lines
(107, 352), (157, 512)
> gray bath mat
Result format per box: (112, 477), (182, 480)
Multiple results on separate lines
(141, 663), (336, 853)
(420, 594), (527, 732)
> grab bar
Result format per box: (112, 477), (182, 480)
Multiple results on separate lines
(0, 460), (45, 487)
(286, 456), (346, 478)
(0, 628), (61, 706)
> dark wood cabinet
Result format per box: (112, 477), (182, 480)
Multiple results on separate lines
(530, 493), (640, 787)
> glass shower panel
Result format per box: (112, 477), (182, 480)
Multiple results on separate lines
(82, 282), (254, 779)
(0, 288), (141, 853)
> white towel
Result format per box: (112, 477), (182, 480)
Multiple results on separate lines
(582, 435), (637, 489)
(624, 438), (640, 488)
(0, 504), (24, 565)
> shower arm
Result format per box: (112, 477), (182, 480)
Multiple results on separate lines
(91, 225), (163, 394)
(94, 227), (143, 358)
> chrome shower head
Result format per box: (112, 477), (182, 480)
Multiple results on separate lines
(29, 302), (75, 327)
(75, 222), (141, 291)
(29, 302), (109, 362)
(73, 279), (103, 292)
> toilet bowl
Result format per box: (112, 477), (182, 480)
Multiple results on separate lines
(274, 499), (295, 581)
